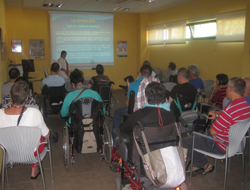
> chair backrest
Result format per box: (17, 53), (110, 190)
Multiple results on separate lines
(203, 80), (214, 98)
(163, 82), (177, 92)
(92, 83), (111, 104)
(0, 126), (41, 164)
(128, 90), (135, 115)
(48, 84), (66, 114)
(44, 66), (49, 78)
(154, 67), (163, 81)
(223, 97), (230, 108)
(228, 119), (250, 157)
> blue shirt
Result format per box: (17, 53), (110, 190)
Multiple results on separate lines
(41, 75), (65, 89)
(189, 77), (204, 90)
(128, 77), (146, 98)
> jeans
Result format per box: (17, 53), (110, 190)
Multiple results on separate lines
(183, 135), (225, 169)
(112, 106), (128, 144)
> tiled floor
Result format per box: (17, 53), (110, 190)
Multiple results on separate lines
(3, 90), (250, 190)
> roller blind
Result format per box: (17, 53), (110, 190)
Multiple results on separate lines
(216, 10), (246, 42)
(165, 20), (186, 44)
(147, 24), (164, 45)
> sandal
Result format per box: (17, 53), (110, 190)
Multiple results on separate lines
(186, 166), (204, 177)
(202, 164), (214, 175)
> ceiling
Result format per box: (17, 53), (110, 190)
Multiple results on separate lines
(4, 0), (198, 14)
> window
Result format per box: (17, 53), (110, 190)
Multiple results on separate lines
(186, 21), (216, 40)
(148, 24), (164, 45)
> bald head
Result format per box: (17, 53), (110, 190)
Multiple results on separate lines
(243, 78), (250, 96)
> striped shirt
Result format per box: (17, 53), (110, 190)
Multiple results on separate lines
(211, 97), (250, 152)
(211, 87), (227, 108)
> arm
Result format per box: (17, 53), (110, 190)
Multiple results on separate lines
(125, 97), (129, 107)
(210, 128), (218, 135)
(44, 130), (50, 138)
(208, 110), (220, 120)
(168, 96), (174, 104)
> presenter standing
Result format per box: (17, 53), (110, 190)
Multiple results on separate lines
(57, 50), (69, 79)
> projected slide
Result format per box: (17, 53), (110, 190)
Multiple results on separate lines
(50, 12), (114, 69)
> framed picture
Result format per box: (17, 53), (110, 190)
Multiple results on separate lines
(11, 39), (22, 53)
(30, 39), (45, 60)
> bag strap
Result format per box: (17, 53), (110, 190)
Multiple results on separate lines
(71, 88), (86, 104)
(174, 97), (183, 113)
(17, 106), (26, 126)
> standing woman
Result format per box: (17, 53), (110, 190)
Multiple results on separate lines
(0, 81), (50, 179)
(57, 50), (69, 79)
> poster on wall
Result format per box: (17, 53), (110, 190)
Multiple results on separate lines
(117, 41), (127, 57)
(11, 39), (22, 53)
(30, 39), (45, 60)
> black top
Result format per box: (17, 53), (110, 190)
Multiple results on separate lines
(119, 107), (176, 134)
(170, 82), (197, 120)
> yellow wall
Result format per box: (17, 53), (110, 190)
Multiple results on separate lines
(0, 0), (9, 98)
(146, 0), (248, 81)
(6, 9), (139, 91)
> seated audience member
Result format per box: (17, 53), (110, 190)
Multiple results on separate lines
(183, 77), (250, 175)
(1, 68), (20, 99)
(163, 62), (178, 82)
(143, 60), (156, 78)
(2, 77), (38, 109)
(168, 68), (197, 120)
(120, 82), (175, 135)
(112, 65), (152, 143)
(209, 74), (228, 108)
(0, 81), (50, 179)
(188, 64), (204, 92)
(243, 78), (250, 96)
(133, 77), (160, 112)
(60, 69), (103, 119)
(40, 62), (65, 89)
(88, 64), (110, 88)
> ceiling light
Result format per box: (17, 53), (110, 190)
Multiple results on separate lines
(113, 7), (131, 11)
(43, 3), (63, 8)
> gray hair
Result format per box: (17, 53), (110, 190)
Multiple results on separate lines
(178, 68), (190, 80)
(188, 64), (200, 77)
(228, 77), (246, 96)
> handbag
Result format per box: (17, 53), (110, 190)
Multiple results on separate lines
(133, 122), (186, 188)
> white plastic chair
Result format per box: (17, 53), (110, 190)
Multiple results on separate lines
(0, 126), (53, 190)
(223, 97), (230, 108)
(199, 80), (214, 103)
(153, 67), (163, 82)
(163, 82), (177, 92)
(189, 118), (250, 190)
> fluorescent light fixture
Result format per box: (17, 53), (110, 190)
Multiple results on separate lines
(43, 3), (63, 8)
(113, 7), (131, 11)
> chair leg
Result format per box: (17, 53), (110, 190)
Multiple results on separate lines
(228, 158), (230, 171)
(214, 159), (216, 172)
(242, 151), (245, 184)
(224, 157), (228, 190)
(37, 151), (46, 190)
(48, 138), (54, 182)
(189, 135), (196, 185)
(5, 167), (9, 185)
(2, 150), (5, 190)
(248, 129), (250, 164)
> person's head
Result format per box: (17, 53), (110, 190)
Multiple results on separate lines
(9, 68), (20, 80)
(188, 64), (200, 78)
(70, 69), (85, 88)
(10, 81), (29, 105)
(143, 60), (151, 66)
(145, 82), (166, 105)
(139, 65), (152, 77)
(168, 62), (176, 71)
(177, 68), (190, 84)
(51, 62), (60, 74)
(15, 77), (29, 84)
(61, 50), (67, 59)
(243, 78), (250, 96)
(216, 74), (228, 85)
(227, 77), (246, 100)
(96, 64), (104, 75)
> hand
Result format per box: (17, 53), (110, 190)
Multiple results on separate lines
(208, 110), (219, 120)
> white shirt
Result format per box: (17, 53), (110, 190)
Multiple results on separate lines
(40, 75), (65, 89)
(57, 57), (68, 79)
(0, 108), (49, 137)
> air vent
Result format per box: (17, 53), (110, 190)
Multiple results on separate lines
(43, 3), (62, 8)
(113, 7), (131, 11)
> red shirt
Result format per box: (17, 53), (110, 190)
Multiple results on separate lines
(211, 87), (227, 108)
(211, 97), (250, 152)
